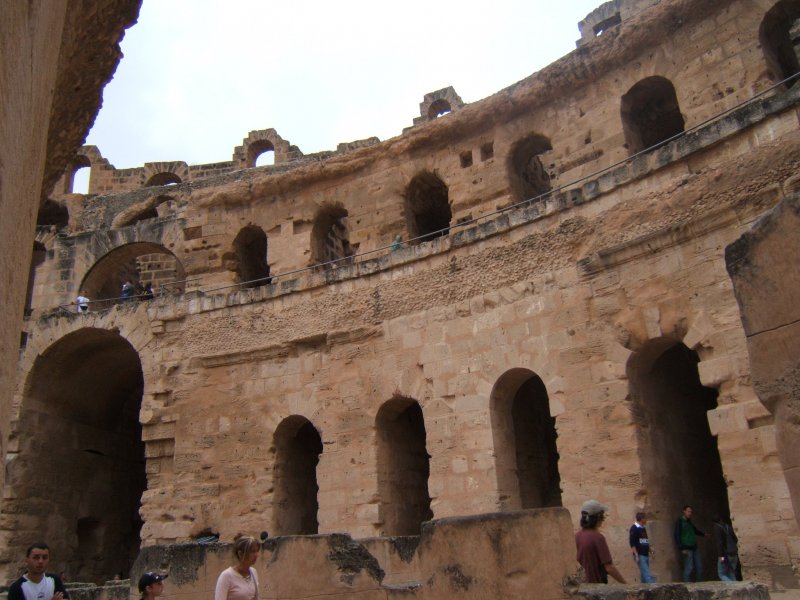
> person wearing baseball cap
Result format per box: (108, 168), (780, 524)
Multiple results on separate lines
(138, 572), (167, 600)
(575, 500), (627, 584)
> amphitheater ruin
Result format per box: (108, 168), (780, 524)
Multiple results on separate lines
(2, 0), (800, 598)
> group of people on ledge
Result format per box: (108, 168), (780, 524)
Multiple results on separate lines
(10, 510), (743, 600)
(72, 280), (155, 313)
(576, 500), (743, 584)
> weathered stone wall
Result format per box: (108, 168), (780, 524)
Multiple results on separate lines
(128, 510), (578, 600)
(7, 0), (800, 592)
(0, 0), (140, 501)
(726, 196), (800, 528)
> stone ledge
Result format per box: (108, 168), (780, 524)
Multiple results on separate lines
(574, 581), (770, 600)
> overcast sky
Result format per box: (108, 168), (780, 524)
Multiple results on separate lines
(83, 1), (603, 176)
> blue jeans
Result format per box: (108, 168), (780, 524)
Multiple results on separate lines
(637, 555), (656, 583)
(682, 548), (702, 582)
(717, 556), (737, 582)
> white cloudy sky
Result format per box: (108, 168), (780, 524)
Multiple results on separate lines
(84, 1), (603, 173)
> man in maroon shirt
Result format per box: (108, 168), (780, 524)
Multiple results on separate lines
(576, 500), (627, 584)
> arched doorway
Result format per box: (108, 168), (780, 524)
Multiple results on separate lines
(507, 134), (553, 204)
(1, 328), (146, 583)
(227, 225), (271, 288)
(376, 397), (432, 535)
(628, 339), (731, 581)
(272, 416), (322, 535)
(490, 368), (562, 510)
(760, 0), (800, 88)
(404, 172), (451, 243)
(80, 242), (186, 304)
(621, 76), (685, 154)
(311, 202), (354, 266)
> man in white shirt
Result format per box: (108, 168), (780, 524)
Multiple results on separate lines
(7, 542), (69, 600)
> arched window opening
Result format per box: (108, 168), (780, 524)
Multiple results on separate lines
(628, 340), (731, 581)
(404, 172), (451, 243)
(248, 140), (276, 168)
(255, 149), (275, 167)
(64, 154), (92, 194)
(490, 368), (562, 511)
(37, 199), (69, 229)
(145, 172), (181, 187)
(272, 416), (322, 535)
(376, 397), (432, 535)
(621, 77), (685, 154)
(72, 166), (91, 194)
(760, 1), (800, 88)
(0, 328), (146, 583)
(428, 99), (452, 119)
(80, 242), (186, 306)
(508, 134), (553, 203)
(229, 225), (271, 288)
(24, 242), (47, 317)
(594, 13), (621, 36)
(311, 203), (354, 266)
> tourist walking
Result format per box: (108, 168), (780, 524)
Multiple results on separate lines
(713, 514), (741, 582)
(138, 572), (167, 600)
(215, 534), (261, 600)
(629, 511), (655, 583)
(575, 499), (627, 584)
(7, 542), (70, 600)
(674, 505), (705, 582)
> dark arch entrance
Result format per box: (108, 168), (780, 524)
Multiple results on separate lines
(311, 202), (354, 266)
(272, 416), (322, 535)
(228, 225), (271, 288)
(508, 134), (553, 204)
(628, 339), (731, 581)
(490, 368), (562, 510)
(81, 242), (186, 304)
(404, 172), (451, 243)
(1, 328), (145, 583)
(621, 76), (685, 154)
(376, 397), (432, 535)
(760, 0), (800, 88)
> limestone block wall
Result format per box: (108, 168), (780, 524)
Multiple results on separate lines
(126, 510), (576, 600)
(8, 0), (800, 591)
(0, 0), (140, 498)
(727, 195), (800, 528)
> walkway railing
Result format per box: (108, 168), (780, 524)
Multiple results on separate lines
(52, 72), (799, 316)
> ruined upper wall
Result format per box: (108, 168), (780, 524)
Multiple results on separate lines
(49, 0), (738, 203)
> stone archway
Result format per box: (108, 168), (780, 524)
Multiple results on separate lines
(1, 327), (146, 583)
(271, 416), (322, 535)
(627, 338), (730, 581)
(621, 76), (685, 154)
(80, 241), (186, 303)
(404, 172), (451, 244)
(376, 396), (432, 535)
(490, 368), (562, 511)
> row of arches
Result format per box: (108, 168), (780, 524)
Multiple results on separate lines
(4, 327), (731, 583)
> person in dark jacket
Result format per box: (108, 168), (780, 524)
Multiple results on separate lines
(713, 514), (742, 581)
(7, 542), (69, 600)
(674, 505), (706, 582)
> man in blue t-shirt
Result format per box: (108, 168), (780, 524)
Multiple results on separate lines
(7, 542), (69, 600)
(629, 512), (655, 583)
